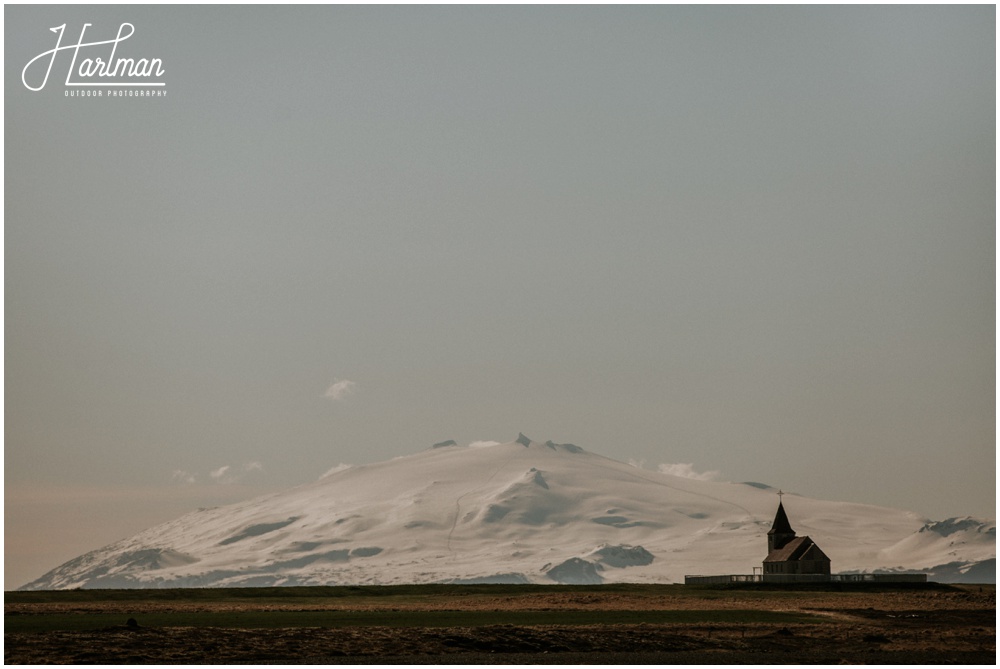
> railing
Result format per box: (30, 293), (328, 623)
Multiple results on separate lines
(762, 574), (832, 583)
(684, 574), (761, 584)
(684, 573), (927, 585)
(833, 573), (927, 583)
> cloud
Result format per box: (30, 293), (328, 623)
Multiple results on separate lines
(171, 470), (196, 485)
(468, 440), (501, 449)
(320, 463), (352, 479)
(627, 458), (647, 469)
(324, 379), (356, 401)
(210, 465), (232, 482)
(206, 462), (265, 485)
(657, 463), (721, 481)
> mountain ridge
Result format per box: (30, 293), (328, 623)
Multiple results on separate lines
(20, 435), (995, 589)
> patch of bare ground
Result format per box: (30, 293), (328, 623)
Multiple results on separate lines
(5, 621), (995, 664)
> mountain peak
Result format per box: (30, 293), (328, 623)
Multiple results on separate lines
(512, 433), (583, 454)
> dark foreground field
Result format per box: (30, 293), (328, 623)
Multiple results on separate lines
(5, 583), (994, 664)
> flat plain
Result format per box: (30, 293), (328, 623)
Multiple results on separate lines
(5, 583), (994, 664)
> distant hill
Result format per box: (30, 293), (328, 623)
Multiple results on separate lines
(20, 434), (995, 589)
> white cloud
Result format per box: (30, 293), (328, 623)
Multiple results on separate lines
(208, 462), (264, 485)
(210, 465), (232, 482)
(171, 470), (196, 485)
(468, 440), (501, 449)
(657, 463), (721, 481)
(324, 379), (356, 401)
(320, 463), (352, 479)
(627, 458), (647, 469)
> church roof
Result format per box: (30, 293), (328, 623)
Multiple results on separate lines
(764, 535), (830, 563)
(767, 501), (794, 535)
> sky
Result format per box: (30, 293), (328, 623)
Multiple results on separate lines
(4, 5), (995, 589)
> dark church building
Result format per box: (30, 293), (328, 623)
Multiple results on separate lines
(762, 499), (831, 578)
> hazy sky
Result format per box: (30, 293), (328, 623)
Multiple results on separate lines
(5, 5), (995, 589)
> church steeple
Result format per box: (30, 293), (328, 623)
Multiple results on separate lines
(767, 495), (796, 553)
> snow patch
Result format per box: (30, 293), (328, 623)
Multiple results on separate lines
(321, 464), (352, 479)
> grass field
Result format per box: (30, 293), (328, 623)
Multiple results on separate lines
(4, 581), (785, 603)
(5, 607), (825, 633)
(6, 583), (829, 632)
(5, 583), (994, 664)
(6, 580), (950, 607)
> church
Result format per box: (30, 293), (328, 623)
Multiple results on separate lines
(685, 492), (926, 584)
(762, 495), (831, 577)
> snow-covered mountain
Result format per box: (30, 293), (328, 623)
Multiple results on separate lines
(20, 435), (995, 589)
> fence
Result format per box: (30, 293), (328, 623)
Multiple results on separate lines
(684, 573), (927, 585)
(832, 573), (927, 583)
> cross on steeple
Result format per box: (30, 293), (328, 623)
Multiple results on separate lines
(778, 489), (784, 501)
